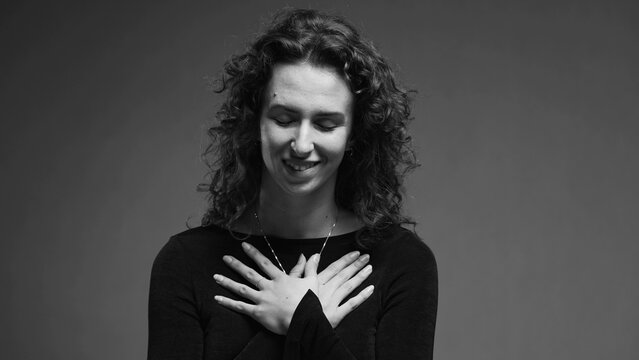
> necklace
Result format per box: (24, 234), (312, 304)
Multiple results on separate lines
(253, 211), (338, 272)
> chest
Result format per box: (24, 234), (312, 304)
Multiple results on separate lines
(196, 271), (382, 359)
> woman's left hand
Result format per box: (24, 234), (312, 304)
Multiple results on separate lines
(213, 242), (319, 335)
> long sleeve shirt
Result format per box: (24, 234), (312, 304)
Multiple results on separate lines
(148, 224), (437, 359)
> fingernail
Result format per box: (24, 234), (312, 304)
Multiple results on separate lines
(241, 242), (250, 250)
(213, 274), (222, 282)
(365, 285), (374, 295)
(349, 251), (360, 259)
(223, 255), (232, 263)
(312, 254), (320, 263)
(359, 254), (370, 263)
(214, 296), (222, 302)
(363, 265), (372, 274)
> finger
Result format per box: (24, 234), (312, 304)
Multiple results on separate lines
(214, 295), (258, 316)
(335, 285), (374, 319)
(304, 253), (320, 277)
(223, 255), (269, 289)
(241, 242), (282, 278)
(326, 254), (370, 288)
(317, 251), (360, 285)
(213, 274), (260, 302)
(334, 264), (373, 301)
(289, 254), (306, 278)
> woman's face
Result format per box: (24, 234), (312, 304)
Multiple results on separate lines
(259, 62), (353, 198)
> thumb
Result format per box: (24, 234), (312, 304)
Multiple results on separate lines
(304, 253), (320, 277)
(288, 254), (306, 277)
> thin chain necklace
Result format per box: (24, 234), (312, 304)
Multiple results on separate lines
(253, 211), (338, 272)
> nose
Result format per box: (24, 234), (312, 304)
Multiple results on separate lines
(290, 121), (314, 157)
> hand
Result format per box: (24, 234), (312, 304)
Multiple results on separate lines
(317, 251), (374, 328)
(213, 242), (320, 335)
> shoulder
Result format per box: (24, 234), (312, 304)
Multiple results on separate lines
(169, 225), (227, 244)
(373, 225), (437, 274)
(371, 225), (438, 308)
(152, 225), (233, 269)
(376, 225), (435, 258)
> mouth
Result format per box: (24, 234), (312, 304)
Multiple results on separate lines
(283, 159), (320, 172)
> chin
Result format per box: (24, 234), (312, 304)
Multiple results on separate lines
(279, 182), (321, 197)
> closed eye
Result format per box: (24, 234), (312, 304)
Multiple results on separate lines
(315, 119), (340, 131)
(271, 114), (295, 126)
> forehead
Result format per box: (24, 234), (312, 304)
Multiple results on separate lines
(263, 62), (353, 115)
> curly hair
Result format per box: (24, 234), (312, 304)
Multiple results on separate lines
(201, 8), (418, 247)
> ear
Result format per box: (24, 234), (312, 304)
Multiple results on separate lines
(345, 137), (356, 155)
(346, 146), (354, 156)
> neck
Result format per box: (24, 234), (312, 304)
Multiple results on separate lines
(256, 178), (339, 239)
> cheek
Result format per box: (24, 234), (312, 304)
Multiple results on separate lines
(322, 131), (350, 157)
(260, 124), (290, 154)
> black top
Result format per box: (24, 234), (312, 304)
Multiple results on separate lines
(148, 224), (437, 359)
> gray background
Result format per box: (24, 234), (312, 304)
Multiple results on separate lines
(2, 0), (637, 359)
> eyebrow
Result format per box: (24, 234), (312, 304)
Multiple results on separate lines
(266, 103), (346, 119)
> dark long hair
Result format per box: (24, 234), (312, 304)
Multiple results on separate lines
(201, 8), (418, 247)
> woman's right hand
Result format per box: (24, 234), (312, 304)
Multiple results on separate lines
(311, 251), (374, 328)
(214, 243), (320, 335)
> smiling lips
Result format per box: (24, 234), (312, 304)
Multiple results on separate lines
(283, 159), (320, 172)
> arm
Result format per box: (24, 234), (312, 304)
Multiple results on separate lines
(233, 331), (283, 359)
(148, 237), (203, 359)
(283, 290), (357, 360)
(375, 246), (438, 359)
(148, 238), (285, 359)
(284, 240), (438, 360)
(214, 243), (374, 359)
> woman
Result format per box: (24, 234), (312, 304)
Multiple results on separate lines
(148, 9), (437, 360)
